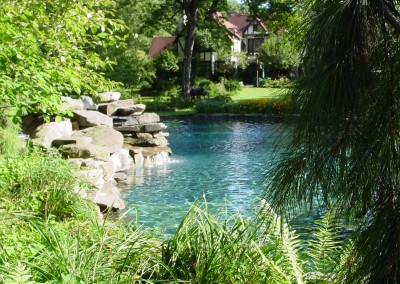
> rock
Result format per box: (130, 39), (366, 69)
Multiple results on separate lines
(93, 192), (125, 211)
(73, 125), (123, 153)
(114, 104), (146, 116)
(100, 181), (120, 195)
(142, 147), (171, 167)
(113, 172), (128, 182)
(59, 144), (110, 162)
(52, 136), (92, 148)
(71, 121), (80, 131)
(72, 110), (113, 128)
(143, 123), (167, 133)
(124, 133), (167, 147)
(75, 169), (104, 189)
(67, 158), (83, 168)
(114, 125), (142, 133)
(97, 99), (134, 116)
(31, 120), (73, 148)
(113, 112), (160, 127)
(101, 161), (115, 181)
(61, 96), (84, 111)
(79, 96), (97, 110)
(153, 131), (170, 138)
(96, 91), (121, 102)
(109, 148), (133, 172)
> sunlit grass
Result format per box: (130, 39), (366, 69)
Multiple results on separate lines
(231, 87), (290, 101)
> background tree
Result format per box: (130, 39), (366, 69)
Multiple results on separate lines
(258, 32), (299, 78)
(0, 0), (125, 121)
(103, 0), (176, 90)
(169, 0), (228, 100)
(265, 0), (400, 282)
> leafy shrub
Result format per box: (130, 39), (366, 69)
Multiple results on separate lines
(223, 79), (243, 93)
(239, 96), (291, 114)
(261, 77), (294, 88)
(0, 148), (95, 220)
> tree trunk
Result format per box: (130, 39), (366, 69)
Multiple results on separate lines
(182, 1), (199, 100)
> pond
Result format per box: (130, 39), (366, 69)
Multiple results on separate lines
(122, 115), (284, 234)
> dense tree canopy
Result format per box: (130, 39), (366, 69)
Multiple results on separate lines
(0, 0), (125, 120)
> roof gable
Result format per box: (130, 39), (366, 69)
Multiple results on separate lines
(148, 36), (177, 58)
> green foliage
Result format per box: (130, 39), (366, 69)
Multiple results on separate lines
(0, 113), (25, 158)
(223, 79), (243, 93)
(0, 0), (125, 120)
(153, 50), (179, 73)
(0, 149), (95, 221)
(161, 201), (346, 283)
(261, 77), (294, 88)
(259, 33), (300, 75)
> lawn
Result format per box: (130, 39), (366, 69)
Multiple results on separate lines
(232, 87), (290, 101)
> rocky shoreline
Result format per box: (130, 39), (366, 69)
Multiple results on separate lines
(21, 92), (171, 213)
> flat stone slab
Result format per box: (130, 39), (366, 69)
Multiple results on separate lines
(114, 104), (146, 116)
(98, 99), (134, 116)
(143, 123), (167, 133)
(32, 120), (73, 148)
(113, 112), (161, 127)
(72, 110), (113, 128)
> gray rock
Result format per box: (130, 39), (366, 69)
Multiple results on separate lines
(79, 96), (97, 110)
(113, 112), (160, 127)
(52, 136), (92, 148)
(143, 123), (167, 133)
(114, 104), (146, 116)
(109, 148), (133, 172)
(97, 99), (134, 116)
(59, 143), (110, 161)
(93, 192), (125, 210)
(96, 91), (121, 102)
(73, 125), (124, 153)
(73, 110), (113, 128)
(114, 125), (142, 133)
(75, 169), (104, 189)
(61, 96), (84, 111)
(31, 120), (73, 148)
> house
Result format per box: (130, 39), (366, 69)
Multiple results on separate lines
(148, 13), (268, 81)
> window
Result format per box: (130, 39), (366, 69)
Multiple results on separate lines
(247, 38), (264, 54)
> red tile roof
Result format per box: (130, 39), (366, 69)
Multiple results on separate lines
(148, 36), (177, 58)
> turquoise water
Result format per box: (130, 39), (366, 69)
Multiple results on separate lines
(123, 116), (284, 234)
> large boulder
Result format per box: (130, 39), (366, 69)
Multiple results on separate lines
(114, 104), (146, 116)
(72, 110), (113, 128)
(31, 120), (73, 148)
(52, 136), (92, 148)
(59, 143), (110, 161)
(73, 125), (124, 154)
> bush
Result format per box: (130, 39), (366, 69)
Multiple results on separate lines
(223, 79), (243, 93)
(261, 77), (294, 88)
(0, 148), (95, 220)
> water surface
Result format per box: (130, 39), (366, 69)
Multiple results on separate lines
(123, 115), (283, 234)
